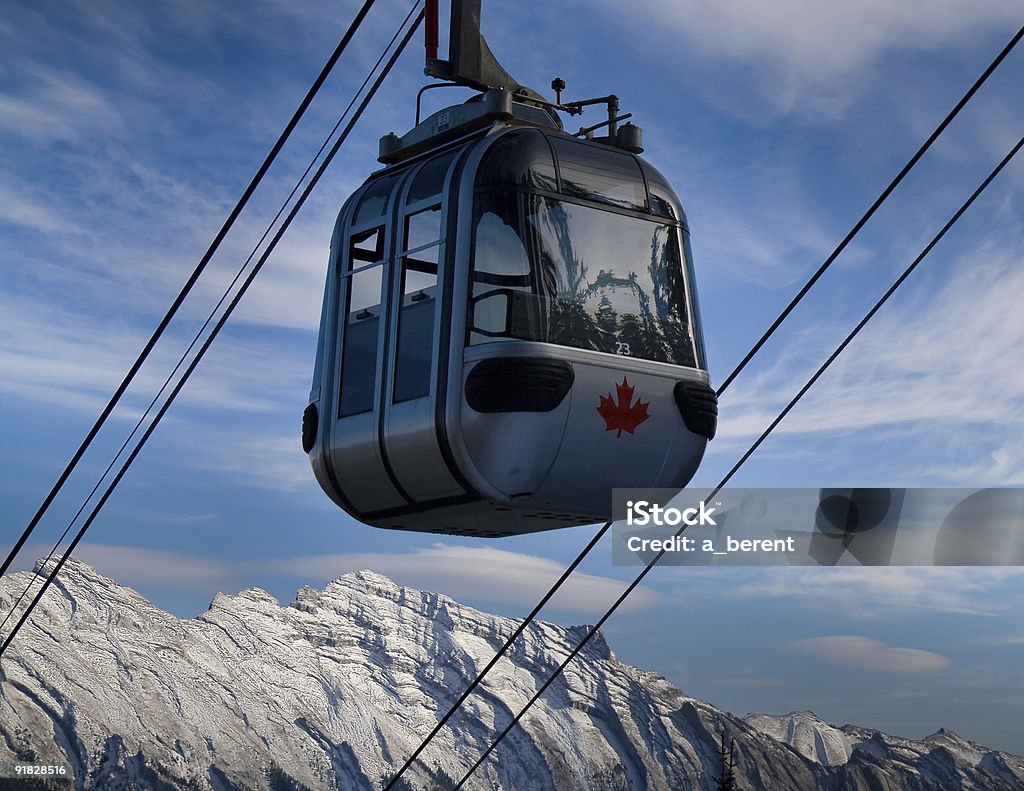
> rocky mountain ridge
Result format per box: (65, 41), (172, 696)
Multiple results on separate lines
(1, 558), (1022, 790)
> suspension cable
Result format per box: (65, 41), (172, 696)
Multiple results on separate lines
(383, 24), (1024, 787)
(383, 521), (612, 789)
(0, 0), (382, 581)
(0, 10), (426, 660)
(453, 131), (1024, 789)
(715, 22), (1024, 397)
(0, 0), (424, 639)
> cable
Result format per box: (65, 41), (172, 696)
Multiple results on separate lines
(453, 131), (1024, 789)
(0, 0), (382, 582)
(0, 0), (424, 639)
(0, 10), (426, 660)
(383, 522), (612, 790)
(383, 24), (1024, 786)
(715, 22), (1024, 397)
(0, 10), (424, 657)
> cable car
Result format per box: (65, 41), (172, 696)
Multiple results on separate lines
(302, 2), (716, 536)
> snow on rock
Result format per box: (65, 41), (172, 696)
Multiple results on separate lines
(743, 711), (853, 766)
(1, 558), (1022, 790)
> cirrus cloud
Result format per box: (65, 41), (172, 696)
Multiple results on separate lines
(790, 635), (950, 672)
(265, 543), (658, 616)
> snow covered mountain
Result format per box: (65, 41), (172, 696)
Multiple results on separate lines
(1, 558), (1022, 790)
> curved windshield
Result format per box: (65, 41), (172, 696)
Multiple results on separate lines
(469, 194), (698, 367)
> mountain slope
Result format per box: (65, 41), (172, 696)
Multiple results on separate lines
(1, 559), (1022, 790)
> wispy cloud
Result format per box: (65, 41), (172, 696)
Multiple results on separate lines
(789, 635), (951, 673)
(702, 672), (789, 689)
(265, 543), (659, 615)
(192, 430), (316, 493)
(13, 543), (246, 595)
(0, 292), (310, 417)
(0, 67), (124, 145)
(0, 183), (66, 234)
(711, 243), (1024, 482)
(729, 566), (1024, 618)
(597, 0), (1021, 118)
(973, 634), (1024, 647)
(10, 542), (655, 619)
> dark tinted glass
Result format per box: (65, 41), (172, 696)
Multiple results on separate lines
(639, 159), (685, 223)
(339, 265), (382, 416)
(408, 150), (456, 203)
(393, 203), (442, 402)
(349, 227), (383, 268)
(469, 194), (697, 367)
(404, 206), (442, 252)
(681, 230), (706, 369)
(552, 138), (646, 211)
(394, 265), (437, 403)
(354, 173), (399, 224)
(475, 128), (557, 191)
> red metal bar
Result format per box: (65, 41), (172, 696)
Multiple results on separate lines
(425, 0), (439, 60)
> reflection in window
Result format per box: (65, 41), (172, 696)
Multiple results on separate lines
(394, 254), (438, 402)
(475, 128), (558, 191)
(469, 195), (696, 367)
(394, 207), (442, 402)
(409, 151), (456, 203)
(354, 174), (399, 224)
(349, 227), (383, 269)
(470, 200), (533, 345)
(405, 205), (442, 252)
(340, 264), (383, 416)
(551, 138), (646, 211)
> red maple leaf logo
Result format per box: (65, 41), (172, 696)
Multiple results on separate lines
(596, 377), (650, 437)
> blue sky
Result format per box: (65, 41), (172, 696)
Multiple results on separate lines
(4, 0), (1024, 755)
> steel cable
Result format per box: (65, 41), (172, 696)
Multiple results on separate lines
(0, 0), (423, 641)
(453, 130), (1024, 789)
(383, 23), (1024, 787)
(0, 0), (382, 580)
(0, 9), (426, 659)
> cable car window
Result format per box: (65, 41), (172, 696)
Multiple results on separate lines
(393, 207), (442, 403)
(473, 207), (531, 277)
(681, 230), (707, 369)
(339, 264), (383, 417)
(476, 129), (557, 191)
(551, 139), (646, 211)
(408, 150), (457, 203)
(394, 256), (438, 402)
(638, 159), (682, 222)
(349, 227), (383, 268)
(354, 174), (399, 224)
(405, 205), (442, 252)
(469, 199), (533, 345)
(469, 195), (697, 367)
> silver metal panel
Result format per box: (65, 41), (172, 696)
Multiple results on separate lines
(372, 499), (589, 537)
(380, 149), (468, 503)
(460, 390), (570, 500)
(526, 353), (707, 516)
(384, 398), (464, 500)
(328, 412), (406, 513)
(437, 127), (510, 501)
(313, 178), (410, 516)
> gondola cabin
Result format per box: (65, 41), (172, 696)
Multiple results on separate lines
(303, 88), (716, 536)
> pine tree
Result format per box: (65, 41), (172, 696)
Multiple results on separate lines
(715, 730), (737, 791)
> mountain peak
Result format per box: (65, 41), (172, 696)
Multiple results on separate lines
(2, 559), (1022, 790)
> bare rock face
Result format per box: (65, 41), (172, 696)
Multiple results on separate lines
(1, 558), (1022, 790)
